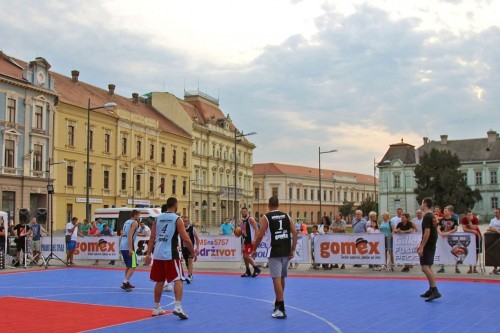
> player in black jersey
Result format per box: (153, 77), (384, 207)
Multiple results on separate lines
(181, 216), (199, 282)
(240, 207), (261, 277)
(252, 196), (297, 319)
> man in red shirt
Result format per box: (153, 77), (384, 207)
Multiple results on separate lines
(461, 211), (481, 274)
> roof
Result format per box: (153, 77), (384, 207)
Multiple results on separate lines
(51, 71), (190, 139)
(183, 91), (238, 132)
(378, 141), (416, 166)
(418, 135), (500, 162)
(253, 163), (378, 185)
(0, 51), (26, 82)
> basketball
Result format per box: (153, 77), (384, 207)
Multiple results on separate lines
(234, 227), (242, 237)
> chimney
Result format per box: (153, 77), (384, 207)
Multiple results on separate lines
(108, 84), (115, 95)
(71, 70), (79, 83)
(132, 93), (139, 104)
(440, 134), (448, 145)
(487, 130), (498, 144)
(423, 137), (429, 145)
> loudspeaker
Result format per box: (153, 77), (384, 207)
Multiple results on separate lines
(19, 208), (30, 225)
(37, 208), (48, 225)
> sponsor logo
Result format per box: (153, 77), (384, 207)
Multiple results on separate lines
(320, 238), (380, 258)
(74, 239), (116, 255)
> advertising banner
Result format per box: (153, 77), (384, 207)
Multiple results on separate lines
(313, 233), (386, 265)
(393, 232), (477, 265)
(484, 233), (500, 267)
(196, 235), (242, 262)
(254, 234), (311, 264)
(42, 236), (120, 260)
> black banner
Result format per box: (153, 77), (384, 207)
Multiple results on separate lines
(484, 233), (500, 267)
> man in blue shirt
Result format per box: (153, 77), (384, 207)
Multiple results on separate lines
(352, 210), (367, 267)
(220, 218), (234, 235)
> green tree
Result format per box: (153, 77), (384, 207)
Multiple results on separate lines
(339, 200), (355, 219)
(414, 148), (482, 213)
(358, 196), (378, 216)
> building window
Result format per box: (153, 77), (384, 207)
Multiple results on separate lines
(491, 171), (497, 185)
(492, 197), (498, 209)
(350, 192), (354, 201)
(88, 168), (93, 188)
(330, 190), (333, 202)
(67, 166), (74, 186)
(254, 187), (259, 199)
(462, 173), (468, 184)
(104, 170), (110, 189)
(357, 192), (360, 202)
(150, 143), (155, 160)
(272, 187), (278, 198)
(289, 187), (293, 200)
(150, 176), (154, 193)
(182, 180), (187, 195)
(183, 151), (187, 167)
(344, 191), (347, 202)
(296, 188), (300, 200)
(304, 189), (307, 200)
(160, 177), (165, 194)
(136, 174), (141, 191)
(172, 148), (177, 165)
(89, 129), (94, 150)
(68, 125), (75, 146)
(35, 105), (43, 129)
(1, 191), (15, 217)
(172, 178), (177, 194)
(136, 140), (142, 158)
(4, 139), (15, 168)
(121, 172), (127, 190)
(33, 144), (43, 171)
(122, 137), (127, 155)
(475, 172), (482, 185)
(7, 98), (16, 123)
(394, 174), (401, 188)
(311, 189), (314, 201)
(317, 190), (320, 201)
(104, 133), (111, 153)
(324, 190), (327, 201)
(161, 147), (166, 163)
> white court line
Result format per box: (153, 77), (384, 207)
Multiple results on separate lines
(185, 290), (343, 333)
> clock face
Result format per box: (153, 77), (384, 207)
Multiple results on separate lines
(36, 70), (46, 84)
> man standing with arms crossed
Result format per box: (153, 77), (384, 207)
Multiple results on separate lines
(252, 196), (297, 319)
(417, 198), (441, 302)
(241, 207), (261, 277)
(120, 210), (139, 291)
(145, 197), (196, 319)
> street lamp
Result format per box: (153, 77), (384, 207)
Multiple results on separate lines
(234, 129), (256, 228)
(85, 99), (116, 223)
(319, 146), (337, 221)
(45, 159), (66, 266)
(131, 169), (149, 207)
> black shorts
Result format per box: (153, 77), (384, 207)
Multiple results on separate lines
(182, 248), (192, 263)
(15, 238), (26, 252)
(420, 248), (435, 266)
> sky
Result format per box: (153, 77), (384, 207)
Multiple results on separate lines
(1, 0), (499, 176)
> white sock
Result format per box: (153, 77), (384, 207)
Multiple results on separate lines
(154, 302), (160, 308)
(123, 279), (128, 284)
(175, 301), (181, 308)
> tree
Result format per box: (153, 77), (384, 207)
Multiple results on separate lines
(358, 196), (378, 216)
(414, 148), (482, 213)
(339, 200), (355, 220)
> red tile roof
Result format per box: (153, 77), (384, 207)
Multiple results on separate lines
(0, 52), (26, 81)
(253, 163), (378, 184)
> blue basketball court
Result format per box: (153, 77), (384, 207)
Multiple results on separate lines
(0, 268), (498, 332)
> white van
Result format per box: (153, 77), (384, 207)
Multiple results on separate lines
(93, 207), (161, 232)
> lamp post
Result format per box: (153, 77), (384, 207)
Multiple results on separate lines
(86, 99), (117, 223)
(131, 169), (149, 207)
(383, 159), (391, 212)
(234, 129), (256, 228)
(45, 159), (66, 266)
(319, 146), (337, 221)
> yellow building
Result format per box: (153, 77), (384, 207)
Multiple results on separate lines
(150, 91), (256, 227)
(51, 71), (191, 230)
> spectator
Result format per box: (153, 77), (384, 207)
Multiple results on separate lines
(137, 221), (151, 237)
(96, 218), (105, 233)
(11, 221), (31, 267)
(309, 225), (320, 270)
(65, 217), (78, 266)
(331, 213), (346, 269)
(300, 220), (308, 234)
(101, 224), (116, 265)
(220, 218), (234, 235)
(413, 210), (423, 232)
(487, 208), (500, 275)
(89, 221), (101, 265)
(79, 219), (90, 237)
(0, 216), (6, 255)
(29, 217), (47, 263)
(437, 206), (460, 274)
(434, 206), (444, 222)
(462, 210), (482, 274)
(318, 216), (332, 234)
(395, 213), (415, 272)
(352, 210), (367, 267)
(380, 212), (394, 271)
(390, 208), (403, 229)
(367, 212), (382, 271)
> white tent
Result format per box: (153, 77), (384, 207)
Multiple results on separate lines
(0, 211), (8, 264)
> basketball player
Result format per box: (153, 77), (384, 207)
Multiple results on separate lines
(241, 207), (261, 277)
(181, 216), (199, 282)
(145, 197), (197, 319)
(119, 210), (139, 291)
(252, 196), (297, 319)
(417, 198), (441, 302)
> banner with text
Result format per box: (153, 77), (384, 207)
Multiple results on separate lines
(254, 235), (311, 264)
(313, 233), (386, 265)
(393, 232), (477, 265)
(41, 236), (120, 260)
